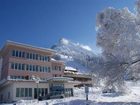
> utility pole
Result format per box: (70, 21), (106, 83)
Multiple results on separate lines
(85, 85), (89, 105)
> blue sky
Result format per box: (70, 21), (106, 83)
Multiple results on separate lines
(0, 0), (135, 53)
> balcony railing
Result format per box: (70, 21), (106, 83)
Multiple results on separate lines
(64, 73), (91, 79)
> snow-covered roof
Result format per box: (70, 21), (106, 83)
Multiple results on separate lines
(65, 66), (77, 72)
(51, 59), (64, 63)
(51, 58), (57, 61)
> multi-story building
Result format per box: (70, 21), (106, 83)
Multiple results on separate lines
(0, 41), (75, 102)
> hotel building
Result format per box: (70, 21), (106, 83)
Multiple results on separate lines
(0, 41), (75, 102)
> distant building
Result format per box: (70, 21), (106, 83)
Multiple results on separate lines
(0, 41), (75, 102)
(64, 66), (92, 87)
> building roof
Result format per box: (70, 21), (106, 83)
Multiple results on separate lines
(65, 66), (78, 72)
(51, 58), (64, 64)
(0, 40), (56, 56)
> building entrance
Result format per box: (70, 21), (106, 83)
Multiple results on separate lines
(50, 83), (64, 96)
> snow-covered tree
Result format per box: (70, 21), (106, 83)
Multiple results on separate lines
(96, 0), (140, 93)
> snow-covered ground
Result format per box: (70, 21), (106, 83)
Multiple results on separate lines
(1, 81), (140, 105)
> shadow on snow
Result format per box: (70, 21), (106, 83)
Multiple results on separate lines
(51, 99), (140, 105)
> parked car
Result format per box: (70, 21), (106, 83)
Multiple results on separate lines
(38, 93), (65, 100)
(102, 88), (116, 93)
(50, 94), (65, 99)
(38, 94), (51, 100)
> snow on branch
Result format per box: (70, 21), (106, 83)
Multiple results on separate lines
(95, 0), (140, 93)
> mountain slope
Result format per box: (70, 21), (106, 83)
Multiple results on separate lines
(51, 38), (97, 73)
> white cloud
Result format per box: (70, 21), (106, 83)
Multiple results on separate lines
(60, 38), (69, 45)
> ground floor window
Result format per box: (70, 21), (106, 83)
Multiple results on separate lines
(50, 83), (64, 96)
(16, 88), (32, 97)
(0, 94), (3, 101)
(34, 88), (48, 99)
(65, 88), (73, 97)
(8, 92), (10, 99)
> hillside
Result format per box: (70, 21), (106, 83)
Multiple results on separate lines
(51, 38), (98, 73)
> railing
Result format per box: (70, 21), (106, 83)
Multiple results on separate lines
(64, 73), (91, 79)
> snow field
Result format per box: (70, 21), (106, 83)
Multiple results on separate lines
(1, 81), (140, 105)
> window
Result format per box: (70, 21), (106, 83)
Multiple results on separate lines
(22, 64), (25, 70)
(41, 88), (44, 96)
(26, 64), (29, 71)
(15, 63), (18, 70)
(55, 66), (57, 70)
(10, 75), (13, 79)
(8, 92), (10, 99)
(40, 66), (42, 72)
(29, 65), (32, 71)
(21, 88), (24, 97)
(18, 63), (21, 70)
(25, 88), (28, 97)
(21, 76), (24, 79)
(16, 50), (19, 57)
(45, 56), (48, 61)
(13, 76), (17, 79)
(30, 53), (32, 59)
(36, 54), (38, 60)
(45, 88), (48, 96)
(48, 57), (50, 62)
(16, 88), (32, 97)
(42, 56), (45, 61)
(12, 50), (15, 56)
(34, 88), (46, 98)
(48, 67), (51, 72)
(22, 52), (25, 58)
(26, 53), (29, 59)
(17, 76), (20, 79)
(33, 54), (35, 60)
(11, 63), (14, 69)
(45, 67), (48, 72)
(19, 51), (22, 57)
(39, 55), (42, 61)
(33, 65), (35, 71)
(52, 66), (54, 71)
(59, 66), (61, 71)
(29, 88), (32, 97)
(36, 65), (38, 72)
(42, 66), (45, 72)
(16, 88), (20, 97)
